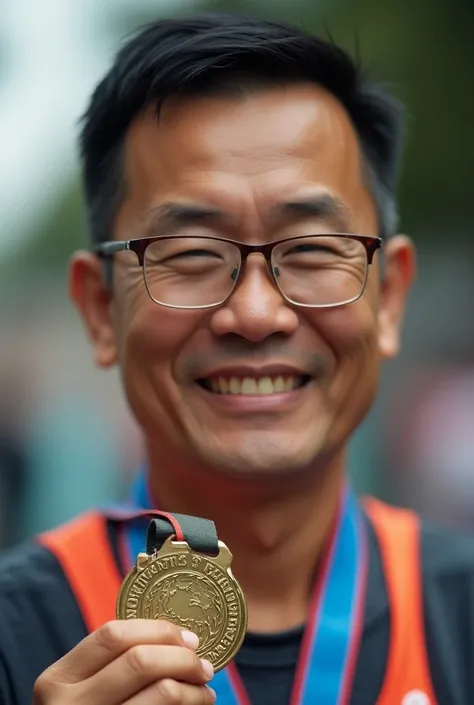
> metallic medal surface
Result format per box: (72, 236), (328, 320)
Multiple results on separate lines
(117, 536), (247, 672)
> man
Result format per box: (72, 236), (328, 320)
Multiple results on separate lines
(1, 12), (474, 705)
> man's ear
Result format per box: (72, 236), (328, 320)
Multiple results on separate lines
(377, 235), (416, 359)
(69, 251), (118, 368)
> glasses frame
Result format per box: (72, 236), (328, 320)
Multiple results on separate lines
(93, 233), (382, 310)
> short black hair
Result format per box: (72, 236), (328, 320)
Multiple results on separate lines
(80, 12), (405, 245)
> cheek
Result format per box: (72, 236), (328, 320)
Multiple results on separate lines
(312, 298), (378, 359)
(116, 293), (203, 398)
(309, 296), (381, 407)
(308, 299), (381, 442)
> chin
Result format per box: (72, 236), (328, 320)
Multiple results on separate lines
(194, 434), (328, 479)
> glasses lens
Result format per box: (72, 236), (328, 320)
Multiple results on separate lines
(144, 237), (241, 308)
(272, 235), (368, 306)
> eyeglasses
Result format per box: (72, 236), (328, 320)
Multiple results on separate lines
(93, 233), (382, 310)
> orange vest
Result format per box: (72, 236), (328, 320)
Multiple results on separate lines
(38, 498), (437, 705)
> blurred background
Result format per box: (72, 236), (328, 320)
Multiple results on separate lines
(1, 0), (473, 548)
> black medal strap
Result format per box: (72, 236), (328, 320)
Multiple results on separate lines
(103, 507), (219, 556)
(146, 512), (219, 556)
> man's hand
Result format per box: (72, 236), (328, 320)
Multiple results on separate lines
(32, 620), (215, 704)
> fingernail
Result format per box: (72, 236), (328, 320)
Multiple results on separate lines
(181, 630), (199, 650)
(201, 658), (214, 681)
(207, 686), (217, 702)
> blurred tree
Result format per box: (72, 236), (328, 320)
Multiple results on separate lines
(31, 179), (85, 270)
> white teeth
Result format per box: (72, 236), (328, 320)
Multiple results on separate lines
(229, 377), (241, 394)
(218, 377), (229, 393)
(283, 377), (295, 392)
(257, 377), (274, 395)
(241, 378), (258, 394)
(206, 375), (304, 395)
(272, 376), (285, 393)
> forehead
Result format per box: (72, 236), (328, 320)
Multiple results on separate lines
(118, 83), (377, 234)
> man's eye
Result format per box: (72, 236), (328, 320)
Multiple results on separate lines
(168, 249), (222, 259)
(286, 244), (334, 254)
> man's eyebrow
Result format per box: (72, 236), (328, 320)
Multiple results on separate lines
(144, 202), (230, 232)
(271, 194), (349, 223)
(143, 194), (349, 234)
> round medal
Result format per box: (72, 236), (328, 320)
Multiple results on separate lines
(117, 535), (247, 671)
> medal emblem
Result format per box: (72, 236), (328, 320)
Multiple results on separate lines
(117, 535), (247, 671)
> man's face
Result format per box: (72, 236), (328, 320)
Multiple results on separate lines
(71, 83), (414, 477)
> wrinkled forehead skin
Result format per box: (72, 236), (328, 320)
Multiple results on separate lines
(115, 83), (378, 243)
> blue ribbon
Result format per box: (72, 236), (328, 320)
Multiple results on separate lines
(123, 472), (366, 705)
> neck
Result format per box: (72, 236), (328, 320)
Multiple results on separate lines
(146, 448), (344, 633)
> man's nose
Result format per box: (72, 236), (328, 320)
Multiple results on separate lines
(209, 255), (299, 342)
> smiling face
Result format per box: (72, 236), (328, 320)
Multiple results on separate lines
(71, 83), (414, 478)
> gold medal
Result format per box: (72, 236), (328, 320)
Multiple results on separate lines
(117, 535), (247, 671)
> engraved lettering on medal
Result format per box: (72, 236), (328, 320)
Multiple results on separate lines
(125, 595), (140, 619)
(136, 574), (148, 589)
(224, 615), (239, 641)
(217, 577), (230, 592)
(148, 553), (188, 572)
(204, 562), (225, 581)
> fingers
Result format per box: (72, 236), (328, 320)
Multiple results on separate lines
(50, 620), (189, 682)
(82, 644), (214, 705)
(123, 680), (216, 705)
(32, 620), (215, 705)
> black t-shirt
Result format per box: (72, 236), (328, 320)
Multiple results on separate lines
(1, 516), (474, 704)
